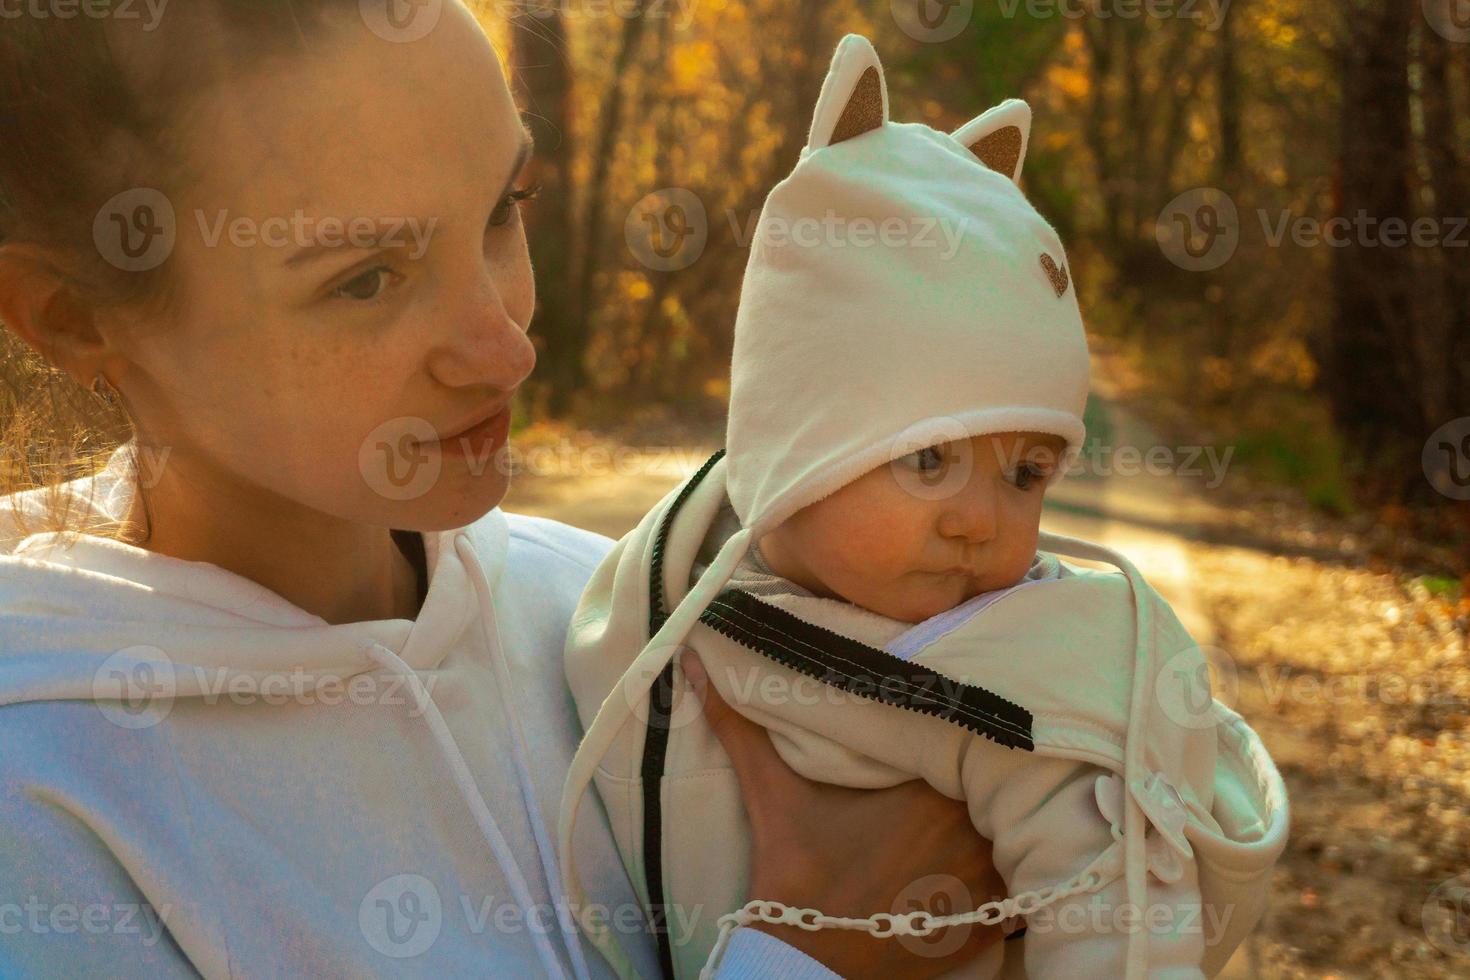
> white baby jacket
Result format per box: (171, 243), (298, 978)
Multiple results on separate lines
(562, 452), (1290, 979)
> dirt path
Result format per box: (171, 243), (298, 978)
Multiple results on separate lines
(502, 398), (1470, 979)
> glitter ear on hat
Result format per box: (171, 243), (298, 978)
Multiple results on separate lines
(558, 33), (1091, 977)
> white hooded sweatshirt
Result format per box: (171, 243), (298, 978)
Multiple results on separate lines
(0, 442), (840, 979)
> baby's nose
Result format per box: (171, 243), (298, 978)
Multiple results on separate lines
(936, 478), (999, 543)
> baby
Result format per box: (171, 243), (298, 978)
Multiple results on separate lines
(558, 34), (1288, 980)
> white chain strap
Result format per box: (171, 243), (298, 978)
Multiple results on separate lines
(697, 841), (1124, 978)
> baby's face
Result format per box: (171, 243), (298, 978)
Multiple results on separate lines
(759, 431), (1067, 624)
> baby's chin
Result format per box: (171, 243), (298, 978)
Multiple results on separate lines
(878, 569), (1030, 624)
(844, 580), (973, 625)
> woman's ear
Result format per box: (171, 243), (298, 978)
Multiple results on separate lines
(952, 98), (1032, 184)
(0, 243), (112, 387)
(806, 34), (890, 152)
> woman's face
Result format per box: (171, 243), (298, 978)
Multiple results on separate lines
(108, 2), (537, 533)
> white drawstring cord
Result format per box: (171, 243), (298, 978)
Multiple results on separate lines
(365, 640), (570, 980)
(456, 535), (594, 980)
(1035, 530), (1157, 978)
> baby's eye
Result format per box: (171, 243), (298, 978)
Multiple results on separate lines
(1010, 462), (1047, 491)
(899, 445), (947, 473)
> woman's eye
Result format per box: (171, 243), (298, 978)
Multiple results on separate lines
(901, 445), (946, 473)
(332, 266), (396, 302)
(489, 201), (515, 228)
(489, 182), (541, 228)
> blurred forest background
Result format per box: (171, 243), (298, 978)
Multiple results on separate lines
(485, 11), (1470, 969)
(482, 0), (1470, 568)
(0, 4), (1465, 974)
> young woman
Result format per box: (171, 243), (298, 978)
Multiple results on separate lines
(0, 4), (1008, 978)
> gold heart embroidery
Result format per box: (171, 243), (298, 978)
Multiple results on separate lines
(1039, 253), (1069, 297)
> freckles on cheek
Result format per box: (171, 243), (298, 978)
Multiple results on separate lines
(836, 528), (909, 588)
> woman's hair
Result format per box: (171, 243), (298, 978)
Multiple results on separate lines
(0, 2), (366, 547)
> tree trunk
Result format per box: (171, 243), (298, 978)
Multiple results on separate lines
(1217, 0), (1243, 187)
(1324, 1), (1421, 501)
(638, 14), (677, 397)
(569, 2), (650, 414)
(1419, 17), (1470, 426)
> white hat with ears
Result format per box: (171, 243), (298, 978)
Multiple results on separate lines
(725, 32), (1089, 535)
(559, 33), (1092, 978)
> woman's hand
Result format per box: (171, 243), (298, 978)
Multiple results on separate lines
(684, 652), (1014, 979)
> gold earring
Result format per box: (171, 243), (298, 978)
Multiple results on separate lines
(90, 373), (121, 407)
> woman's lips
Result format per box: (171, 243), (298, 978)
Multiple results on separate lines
(435, 405), (512, 459)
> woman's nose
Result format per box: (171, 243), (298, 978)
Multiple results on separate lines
(426, 264), (537, 390)
(937, 474), (999, 543)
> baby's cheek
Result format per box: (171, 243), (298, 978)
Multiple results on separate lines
(1000, 530), (1042, 582)
(859, 532), (923, 583)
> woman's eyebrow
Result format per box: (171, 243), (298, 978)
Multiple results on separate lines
(281, 130), (536, 271)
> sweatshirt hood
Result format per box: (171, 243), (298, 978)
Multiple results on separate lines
(0, 440), (596, 980)
(0, 482), (508, 711)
